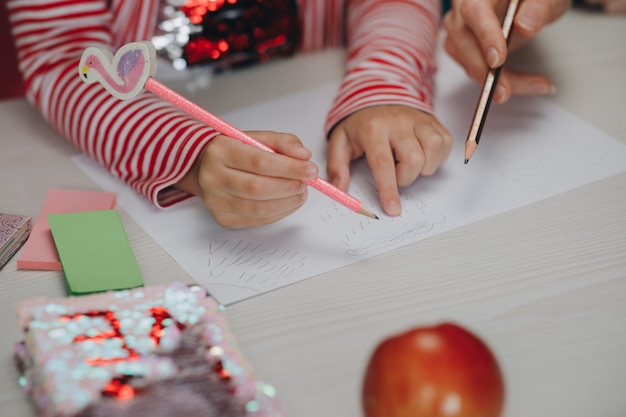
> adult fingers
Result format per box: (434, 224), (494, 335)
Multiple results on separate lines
(605, 0), (626, 13)
(443, 18), (490, 85)
(514, 0), (552, 36)
(456, 0), (509, 68)
(579, 0), (626, 12)
(499, 68), (555, 99)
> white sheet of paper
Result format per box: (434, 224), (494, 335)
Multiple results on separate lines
(74, 53), (626, 305)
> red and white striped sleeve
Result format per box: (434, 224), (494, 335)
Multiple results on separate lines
(8, 0), (440, 210)
(297, 0), (441, 135)
(7, 0), (219, 208)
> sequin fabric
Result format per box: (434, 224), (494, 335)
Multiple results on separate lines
(152, 0), (299, 71)
(14, 282), (284, 417)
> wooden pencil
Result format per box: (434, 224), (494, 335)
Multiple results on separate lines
(464, 0), (521, 164)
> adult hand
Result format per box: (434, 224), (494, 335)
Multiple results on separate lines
(327, 105), (452, 217)
(577, 0), (626, 13)
(177, 131), (318, 228)
(443, 0), (571, 103)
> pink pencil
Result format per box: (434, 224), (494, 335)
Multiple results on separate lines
(79, 41), (378, 220)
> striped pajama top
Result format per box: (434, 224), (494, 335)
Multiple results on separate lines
(7, 0), (440, 208)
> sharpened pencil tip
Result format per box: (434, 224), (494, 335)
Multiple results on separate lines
(358, 205), (379, 220)
(464, 159), (469, 164)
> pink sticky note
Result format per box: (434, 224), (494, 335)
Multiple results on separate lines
(17, 189), (116, 270)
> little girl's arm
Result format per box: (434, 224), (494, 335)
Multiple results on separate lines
(7, 0), (219, 207)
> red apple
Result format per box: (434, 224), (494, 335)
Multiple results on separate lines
(362, 322), (505, 417)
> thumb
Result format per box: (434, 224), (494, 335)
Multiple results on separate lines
(514, 0), (553, 36)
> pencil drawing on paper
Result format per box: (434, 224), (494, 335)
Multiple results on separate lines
(316, 176), (446, 256)
(206, 239), (306, 291)
(318, 173), (380, 224)
(343, 196), (446, 256)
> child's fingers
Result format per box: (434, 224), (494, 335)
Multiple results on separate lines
(197, 134), (311, 228)
(392, 137), (424, 188)
(364, 141), (402, 217)
(210, 135), (318, 181)
(413, 123), (453, 176)
(208, 193), (307, 229)
(247, 130), (313, 160)
(393, 120), (451, 187)
(217, 168), (308, 201)
(326, 131), (355, 190)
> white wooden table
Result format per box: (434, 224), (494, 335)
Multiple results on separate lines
(1, 9), (625, 417)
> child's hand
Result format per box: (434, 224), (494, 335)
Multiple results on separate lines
(443, 0), (570, 103)
(178, 131), (318, 228)
(327, 105), (452, 217)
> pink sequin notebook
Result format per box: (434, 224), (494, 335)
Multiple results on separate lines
(0, 213), (32, 270)
(14, 282), (285, 417)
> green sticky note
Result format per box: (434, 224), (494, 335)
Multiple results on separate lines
(47, 210), (143, 294)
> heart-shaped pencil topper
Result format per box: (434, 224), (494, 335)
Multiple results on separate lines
(79, 41), (157, 100)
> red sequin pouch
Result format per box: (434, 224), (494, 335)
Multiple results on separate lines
(153, 0), (299, 71)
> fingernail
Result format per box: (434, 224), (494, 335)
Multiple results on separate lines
(494, 85), (507, 103)
(487, 47), (500, 68)
(305, 165), (317, 179)
(528, 82), (556, 95)
(385, 201), (402, 217)
(517, 14), (540, 32)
